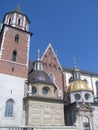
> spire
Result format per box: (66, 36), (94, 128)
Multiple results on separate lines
(73, 57), (81, 80)
(74, 57), (77, 68)
(15, 4), (23, 14)
(37, 49), (40, 60)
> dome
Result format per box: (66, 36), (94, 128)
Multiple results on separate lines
(66, 80), (92, 93)
(28, 70), (53, 85)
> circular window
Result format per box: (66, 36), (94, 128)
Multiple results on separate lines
(42, 87), (49, 95)
(75, 93), (81, 100)
(85, 93), (90, 100)
(32, 87), (37, 94)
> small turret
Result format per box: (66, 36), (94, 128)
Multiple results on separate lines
(33, 49), (43, 71)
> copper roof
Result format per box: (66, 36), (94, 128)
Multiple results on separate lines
(28, 70), (53, 85)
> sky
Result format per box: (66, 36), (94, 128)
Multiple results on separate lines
(0, 0), (98, 73)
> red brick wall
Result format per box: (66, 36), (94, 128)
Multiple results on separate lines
(0, 26), (29, 78)
(0, 60), (28, 78)
(42, 47), (66, 94)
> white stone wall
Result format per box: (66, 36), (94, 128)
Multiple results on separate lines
(26, 100), (64, 126)
(91, 77), (98, 97)
(0, 73), (26, 127)
(93, 105), (98, 130)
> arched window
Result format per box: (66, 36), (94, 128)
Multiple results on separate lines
(49, 73), (55, 83)
(5, 99), (14, 117)
(9, 18), (11, 25)
(15, 34), (19, 43)
(69, 76), (73, 83)
(12, 50), (17, 62)
(18, 18), (21, 26)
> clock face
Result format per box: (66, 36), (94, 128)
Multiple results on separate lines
(75, 93), (81, 100)
(85, 93), (90, 100)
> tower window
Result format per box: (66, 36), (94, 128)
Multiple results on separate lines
(9, 18), (12, 25)
(15, 34), (19, 43)
(5, 99), (14, 117)
(18, 18), (21, 26)
(12, 50), (17, 62)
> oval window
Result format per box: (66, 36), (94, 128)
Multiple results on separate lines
(32, 87), (37, 94)
(85, 93), (90, 100)
(42, 87), (49, 95)
(75, 93), (81, 100)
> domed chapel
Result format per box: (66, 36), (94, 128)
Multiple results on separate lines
(0, 6), (98, 130)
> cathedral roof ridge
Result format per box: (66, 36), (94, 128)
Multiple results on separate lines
(63, 66), (98, 76)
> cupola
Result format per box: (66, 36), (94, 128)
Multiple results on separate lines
(65, 58), (93, 104)
(27, 50), (57, 98)
(28, 49), (52, 84)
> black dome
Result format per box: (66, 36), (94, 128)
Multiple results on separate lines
(28, 70), (53, 85)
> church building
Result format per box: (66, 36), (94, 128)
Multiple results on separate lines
(0, 6), (98, 130)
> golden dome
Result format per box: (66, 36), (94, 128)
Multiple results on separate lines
(66, 80), (92, 93)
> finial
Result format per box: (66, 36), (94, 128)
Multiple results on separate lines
(73, 57), (77, 68)
(37, 49), (40, 60)
(15, 4), (22, 13)
(73, 57), (81, 80)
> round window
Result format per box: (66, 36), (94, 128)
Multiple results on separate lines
(75, 93), (81, 100)
(42, 87), (49, 95)
(32, 87), (37, 94)
(85, 93), (90, 100)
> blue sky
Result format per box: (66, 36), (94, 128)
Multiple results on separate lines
(0, 0), (98, 73)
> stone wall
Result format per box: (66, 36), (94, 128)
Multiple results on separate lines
(25, 98), (64, 126)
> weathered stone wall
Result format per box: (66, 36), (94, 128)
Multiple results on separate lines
(26, 99), (64, 126)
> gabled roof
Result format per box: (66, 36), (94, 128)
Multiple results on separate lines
(41, 43), (63, 72)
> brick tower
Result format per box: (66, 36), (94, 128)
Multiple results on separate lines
(0, 6), (32, 127)
(0, 6), (32, 78)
